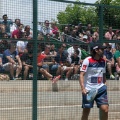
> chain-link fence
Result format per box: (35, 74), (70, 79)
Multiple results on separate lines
(0, 0), (120, 120)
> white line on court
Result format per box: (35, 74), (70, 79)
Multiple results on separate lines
(0, 104), (120, 110)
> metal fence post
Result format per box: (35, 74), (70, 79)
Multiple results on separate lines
(32, 0), (38, 120)
(98, 5), (104, 120)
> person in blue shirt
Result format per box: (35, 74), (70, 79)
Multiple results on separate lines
(2, 43), (22, 80)
(103, 45), (115, 79)
(0, 14), (13, 37)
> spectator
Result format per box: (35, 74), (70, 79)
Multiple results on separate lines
(69, 29), (79, 42)
(61, 26), (71, 42)
(0, 24), (5, 38)
(2, 43), (22, 80)
(103, 45), (115, 79)
(10, 19), (22, 34)
(12, 24), (24, 39)
(24, 25), (33, 40)
(85, 23), (94, 35)
(51, 22), (59, 38)
(114, 43), (120, 79)
(71, 49), (80, 79)
(77, 23), (85, 35)
(104, 27), (115, 49)
(50, 43), (57, 56)
(37, 49), (61, 83)
(93, 27), (99, 41)
(41, 44), (55, 72)
(67, 44), (81, 64)
(39, 20), (52, 39)
(0, 14), (13, 37)
(21, 50), (33, 80)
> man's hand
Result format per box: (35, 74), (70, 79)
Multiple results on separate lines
(81, 88), (88, 95)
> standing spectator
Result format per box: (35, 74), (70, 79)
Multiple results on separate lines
(12, 24), (24, 40)
(0, 14), (13, 37)
(2, 43), (22, 80)
(103, 45), (115, 79)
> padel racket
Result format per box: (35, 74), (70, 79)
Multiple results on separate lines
(86, 88), (98, 102)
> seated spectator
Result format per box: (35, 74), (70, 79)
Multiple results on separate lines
(67, 44), (81, 64)
(21, 50), (33, 80)
(77, 23), (85, 35)
(0, 14), (13, 37)
(39, 20), (52, 40)
(2, 43), (22, 80)
(103, 45), (115, 79)
(69, 29), (79, 42)
(114, 43), (120, 78)
(37, 49), (60, 83)
(93, 27), (99, 41)
(12, 24), (24, 39)
(10, 19), (22, 34)
(41, 44), (55, 72)
(85, 23), (94, 35)
(50, 43), (57, 56)
(51, 22), (59, 38)
(70, 49), (80, 79)
(16, 40), (28, 56)
(104, 27), (115, 50)
(51, 44), (73, 81)
(0, 24), (5, 38)
(61, 26), (71, 42)
(24, 25), (33, 40)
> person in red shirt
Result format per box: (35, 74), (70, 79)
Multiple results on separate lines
(37, 50), (60, 83)
(12, 24), (23, 39)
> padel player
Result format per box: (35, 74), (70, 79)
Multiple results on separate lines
(79, 44), (109, 120)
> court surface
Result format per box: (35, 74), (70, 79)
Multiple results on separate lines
(0, 80), (120, 120)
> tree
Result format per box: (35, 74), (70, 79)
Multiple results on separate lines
(95, 0), (120, 29)
(57, 3), (98, 28)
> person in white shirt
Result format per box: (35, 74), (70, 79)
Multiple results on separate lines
(79, 44), (108, 120)
(67, 44), (81, 64)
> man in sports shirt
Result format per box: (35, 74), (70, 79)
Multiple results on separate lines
(79, 44), (109, 120)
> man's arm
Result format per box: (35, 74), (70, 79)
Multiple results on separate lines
(16, 55), (22, 66)
(79, 71), (87, 94)
(6, 56), (16, 64)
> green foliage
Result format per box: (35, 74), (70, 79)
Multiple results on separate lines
(95, 0), (120, 29)
(57, 3), (98, 27)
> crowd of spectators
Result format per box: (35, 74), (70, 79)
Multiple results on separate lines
(0, 14), (120, 80)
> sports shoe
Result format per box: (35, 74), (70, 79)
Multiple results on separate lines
(14, 77), (22, 80)
(52, 75), (61, 83)
(110, 74), (115, 80)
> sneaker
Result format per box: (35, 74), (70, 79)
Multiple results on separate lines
(14, 77), (22, 80)
(52, 75), (61, 83)
(65, 78), (68, 81)
(110, 74), (115, 80)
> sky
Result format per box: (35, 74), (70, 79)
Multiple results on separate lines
(0, 0), (97, 28)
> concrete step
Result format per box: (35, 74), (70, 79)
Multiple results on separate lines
(0, 80), (120, 92)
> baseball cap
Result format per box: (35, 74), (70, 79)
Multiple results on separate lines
(90, 44), (106, 51)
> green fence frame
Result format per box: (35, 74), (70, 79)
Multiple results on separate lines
(31, 0), (120, 120)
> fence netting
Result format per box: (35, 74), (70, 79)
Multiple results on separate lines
(0, 0), (120, 120)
